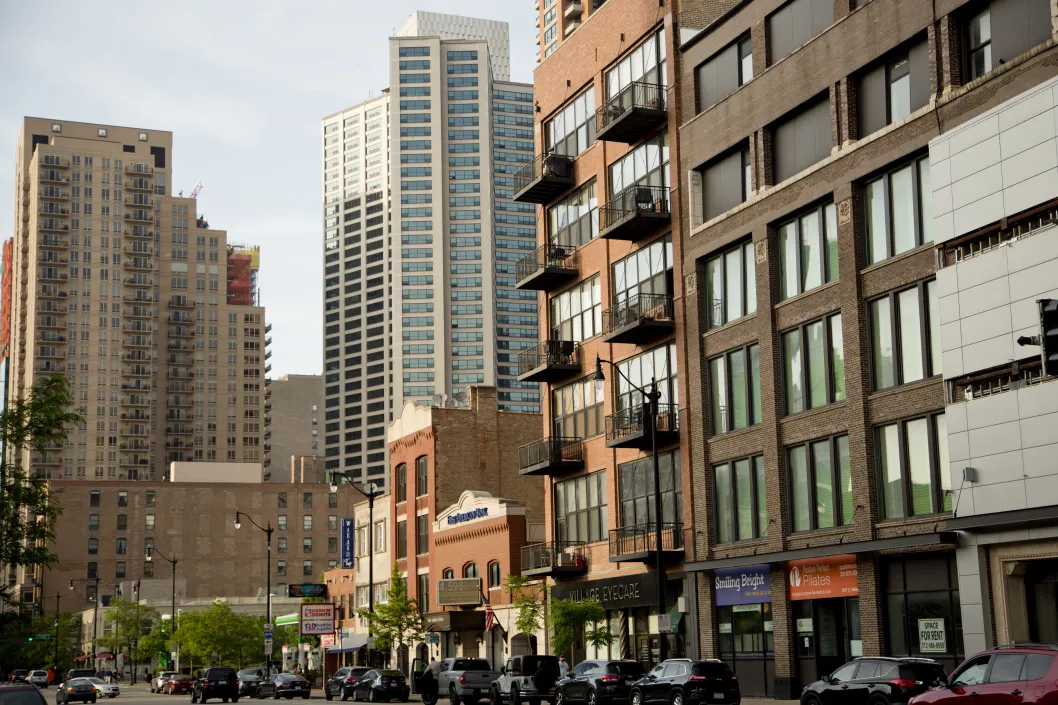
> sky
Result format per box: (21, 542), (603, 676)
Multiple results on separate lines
(0, 0), (538, 378)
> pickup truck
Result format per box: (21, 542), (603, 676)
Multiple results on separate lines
(439, 658), (499, 705)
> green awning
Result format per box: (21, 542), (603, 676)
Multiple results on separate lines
(274, 613), (299, 626)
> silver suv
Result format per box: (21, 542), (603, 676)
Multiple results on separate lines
(491, 655), (560, 705)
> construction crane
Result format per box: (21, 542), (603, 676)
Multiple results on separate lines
(189, 182), (203, 199)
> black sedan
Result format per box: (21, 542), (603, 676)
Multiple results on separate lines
(557, 660), (646, 705)
(350, 670), (409, 703)
(260, 674), (311, 700)
(55, 679), (98, 704)
(325, 668), (371, 701)
(799, 657), (947, 705)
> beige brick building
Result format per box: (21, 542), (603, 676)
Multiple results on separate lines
(264, 374), (323, 480)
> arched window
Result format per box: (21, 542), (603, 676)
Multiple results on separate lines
(443, 568), (454, 580)
(464, 563), (478, 578)
(416, 456), (429, 496)
(488, 561), (502, 588)
(395, 463), (408, 503)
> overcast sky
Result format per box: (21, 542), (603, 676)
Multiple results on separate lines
(0, 0), (538, 378)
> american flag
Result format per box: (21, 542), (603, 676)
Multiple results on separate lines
(482, 590), (496, 631)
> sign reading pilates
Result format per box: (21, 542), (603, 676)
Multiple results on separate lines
(714, 564), (771, 606)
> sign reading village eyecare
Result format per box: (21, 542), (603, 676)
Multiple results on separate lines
(714, 564), (771, 606)
(550, 573), (659, 610)
(341, 518), (355, 569)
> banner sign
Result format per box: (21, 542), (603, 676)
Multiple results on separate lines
(300, 604), (336, 636)
(341, 518), (355, 569)
(714, 564), (771, 606)
(788, 555), (858, 600)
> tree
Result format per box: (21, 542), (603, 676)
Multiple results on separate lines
(97, 597), (159, 679)
(505, 575), (545, 651)
(358, 564), (423, 654)
(0, 376), (83, 604)
(549, 598), (613, 663)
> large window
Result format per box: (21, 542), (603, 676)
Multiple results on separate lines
(612, 235), (673, 306)
(416, 514), (429, 555)
(415, 455), (428, 496)
(609, 132), (669, 197)
(778, 202), (838, 300)
(869, 280), (940, 390)
(552, 378), (603, 439)
(877, 413), (951, 519)
(788, 434), (852, 532)
(554, 471), (608, 544)
(767, 0), (833, 65)
(781, 313), (845, 415)
(772, 95), (832, 183)
(605, 28), (667, 99)
(488, 561), (502, 588)
(706, 240), (756, 329)
(966, 0), (1050, 82)
(865, 157), (933, 264)
(395, 463), (407, 503)
(550, 275), (601, 342)
(417, 573), (430, 613)
(696, 35), (752, 112)
(699, 146), (752, 222)
(886, 555), (964, 663)
(719, 602), (773, 656)
(396, 519), (407, 559)
(619, 450), (682, 526)
(709, 343), (761, 434)
(549, 179), (598, 249)
(546, 87), (596, 157)
(616, 343), (678, 413)
(714, 455), (766, 543)
(858, 41), (929, 137)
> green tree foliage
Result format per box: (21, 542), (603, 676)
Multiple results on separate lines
(151, 601), (300, 669)
(357, 564), (423, 654)
(0, 376), (84, 603)
(97, 597), (160, 669)
(0, 610), (81, 671)
(505, 575), (545, 641)
(549, 598), (613, 662)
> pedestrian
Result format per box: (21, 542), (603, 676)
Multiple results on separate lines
(558, 657), (568, 679)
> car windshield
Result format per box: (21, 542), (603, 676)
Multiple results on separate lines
(454, 660), (491, 671)
(0, 690), (45, 705)
(607, 662), (644, 676)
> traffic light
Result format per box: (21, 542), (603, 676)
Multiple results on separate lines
(27, 635), (33, 642)
(1040, 299), (1058, 377)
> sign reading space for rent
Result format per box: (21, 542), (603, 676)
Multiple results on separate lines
(300, 604), (336, 636)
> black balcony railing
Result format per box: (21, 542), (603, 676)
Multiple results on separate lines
(517, 339), (580, 382)
(513, 152), (575, 204)
(595, 81), (667, 143)
(518, 436), (584, 476)
(602, 293), (674, 342)
(515, 243), (579, 290)
(609, 523), (684, 562)
(605, 403), (679, 449)
(599, 184), (671, 240)
(522, 541), (588, 577)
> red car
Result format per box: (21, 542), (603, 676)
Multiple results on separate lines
(910, 644), (1058, 705)
(164, 675), (195, 694)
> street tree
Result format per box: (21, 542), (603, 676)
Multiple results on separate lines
(98, 597), (159, 680)
(358, 564), (424, 654)
(505, 575), (545, 653)
(549, 597), (613, 663)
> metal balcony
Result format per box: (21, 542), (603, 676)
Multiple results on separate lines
(38, 174), (69, 184)
(124, 198), (154, 208)
(515, 243), (579, 291)
(39, 206), (69, 217)
(34, 363), (65, 373)
(38, 272), (67, 282)
(38, 222), (70, 233)
(167, 426), (194, 436)
(521, 541), (588, 579)
(125, 278), (153, 288)
(513, 152), (575, 204)
(517, 339), (580, 383)
(38, 191), (70, 202)
(124, 212), (154, 224)
(124, 338), (151, 349)
(37, 289), (67, 300)
(128, 228), (155, 239)
(608, 523), (684, 563)
(39, 237), (68, 249)
(605, 403), (679, 449)
(599, 185), (670, 241)
(602, 293), (675, 345)
(121, 367), (152, 378)
(123, 258), (154, 271)
(168, 299), (194, 310)
(119, 412), (151, 422)
(168, 327), (194, 339)
(518, 436), (584, 476)
(121, 353), (152, 363)
(125, 164), (154, 175)
(41, 157), (70, 169)
(595, 81), (667, 144)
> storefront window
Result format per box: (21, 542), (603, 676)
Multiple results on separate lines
(885, 554), (963, 672)
(718, 603), (774, 655)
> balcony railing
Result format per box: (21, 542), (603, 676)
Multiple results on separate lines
(515, 243), (579, 291)
(517, 339), (580, 383)
(602, 293), (675, 344)
(512, 152), (575, 204)
(518, 436), (584, 476)
(521, 541), (588, 578)
(595, 81), (667, 144)
(605, 403), (679, 449)
(609, 523), (684, 563)
(599, 184), (671, 241)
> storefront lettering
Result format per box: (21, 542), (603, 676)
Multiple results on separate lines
(550, 574), (658, 609)
(562, 581), (641, 603)
(714, 564), (771, 606)
(447, 507), (488, 525)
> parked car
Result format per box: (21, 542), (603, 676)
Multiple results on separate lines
(151, 673), (175, 694)
(350, 670), (409, 703)
(325, 668), (371, 701)
(439, 658), (499, 705)
(556, 660), (645, 705)
(64, 672), (95, 684)
(191, 667), (239, 704)
(29, 672), (51, 689)
(259, 674), (311, 700)
(491, 655), (560, 705)
(800, 657), (946, 705)
(85, 679), (118, 699)
(630, 659), (740, 705)
(907, 644), (1058, 705)
(0, 682), (49, 705)
(237, 671), (265, 698)
(10, 672), (30, 684)
(55, 679), (98, 704)
(163, 676), (194, 695)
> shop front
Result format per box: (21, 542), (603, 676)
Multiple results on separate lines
(882, 553), (963, 674)
(714, 564), (773, 698)
(788, 555), (860, 688)
(424, 608), (489, 661)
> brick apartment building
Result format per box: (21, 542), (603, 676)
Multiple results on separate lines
(516, 0), (692, 670)
(675, 0), (1058, 698)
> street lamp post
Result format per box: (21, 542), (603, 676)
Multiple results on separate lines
(594, 355), (669, 663)
(69, 576), (102, 671)
(233, 511), (274, 628)
(145, 545), (178, 652)
(329, 473), (383, 666)
(47, 591), (61, 675)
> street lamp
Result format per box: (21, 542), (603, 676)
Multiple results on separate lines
(69, 576), (102, 671)
(46, 591), (61, 675)
(145, 546), (179, 665)
(593, 355), (670, 663)
(234, 511), (274, 628)
(330, 472), (383, 665)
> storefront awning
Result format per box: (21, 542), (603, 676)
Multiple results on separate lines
(326, 634), (370, 653)
(274, 613), (299, 626)
(946, 506), (1058, 531)
(685, 531), (958, 572)
(423, 610), (486, 632)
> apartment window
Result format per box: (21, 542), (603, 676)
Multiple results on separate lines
(609, 132), (669, 197)
(90, 491), (100, 507)
(788, 434), (852, 532)
(88, 514), (99, 530)
(303, 560), (313, 577)
(328, 515), (338, 531)
(278, 514), (287, 530)
(328, 492), (338, 508)
(278, 492), (288, 508)
(116, 538), (127, 555)
(415, 455), (428, 496)
(869, 280), (940, 390)
(550, 275), (601, 342)
(545, 87), (596, 157)
(144, 537), (154, 556)
(328, 537), (337, 553)
(146, 491), (155, 507)
(696, 35), (753, 112)
(605, 28), (667, 99)
(117, 514), (127, 531)
(303, 515), (313, 531)
(554, 471), (608, 544)
(488, 561), (502, 589)
(396, 519), (407, 559)
(115, 562), (126, 579)
(714, 456), (766, 543)
(143, 561), (153, 578)
(375, 521), (386, 552)
(864, 157), (933, 265)
(778, 202), (838, 300)
(303, 492), (313, 508)
(782, 313), (845, 414)
(773, 96), (832, 183)
(877, 413), (951, 519)
(277, 560), (287, 576)
(613, 235), (673, 313)
(417, 573), (430, 613)
(118, 491), (128, 507)
(278, 537), (288, 554)
(548, 179), (598, 249)
(767, 0), (833, 65)
(88, 538), (98, 555)
(395, 463), (407, 503)
(416, 514), (429, 555)
(706, 240), (756, 329)
(709, 343), (761, 434)
(859, 40), (929, 137)
(965, 0), (1050, 82)
(616, 343), (678, 414)
(303, 537), (313, 553)
(463, 563), (478, 579)
(145, 514), (155, 531)
(968, 9), (992, 80)
(619, 450), (682, 526)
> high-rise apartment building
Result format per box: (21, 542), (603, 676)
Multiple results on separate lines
(263, 373), (323, 480)
(534, 0), (610, 62)
(321, 13), (538, 489)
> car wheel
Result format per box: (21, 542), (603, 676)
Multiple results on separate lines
(368, 691), (376, 703)
(341, 690), (349, 702)
(273, 692), (280, 701)
(109, 695), (117, 699)
(191, 694), (198, 703)
(327, 690), (334, 702)
(302, 697), (309, 701)
(91, 698), (97, 704)
(450, 687), (461, 705)
(587, 691), (596, 705)
(630, 690), (641, 705)
(670, 690), (683, 705)
(867, 696), (891, 705)
(801, 695), (822, 705)
(234, 697), (240, 704)
(510, 689), (520, 705)
(555, 690), (564, 705)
